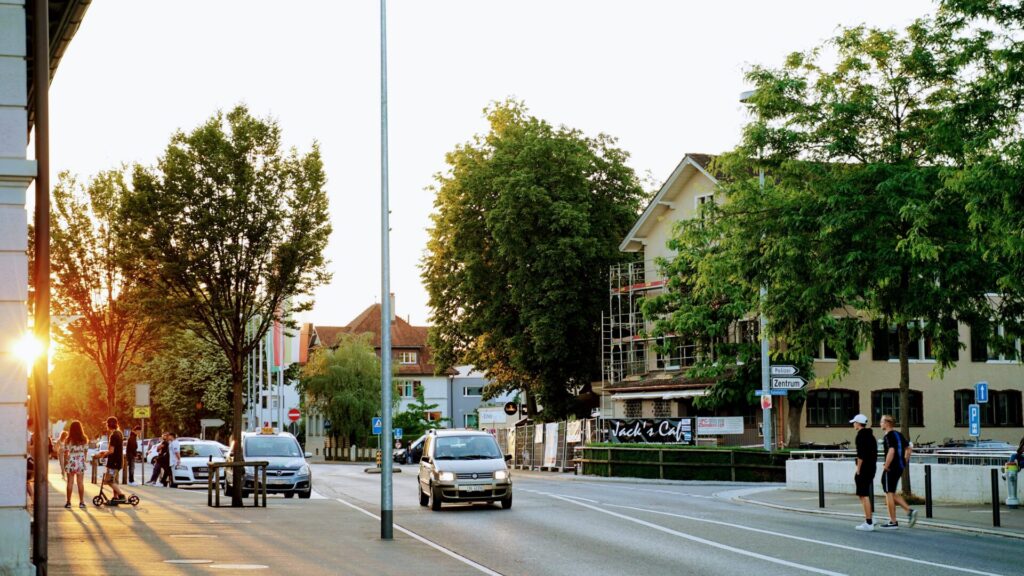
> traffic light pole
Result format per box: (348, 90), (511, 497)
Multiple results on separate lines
(379, 0), (394, 541)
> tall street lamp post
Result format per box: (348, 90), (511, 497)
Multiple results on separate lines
(379, 0), (394, 540)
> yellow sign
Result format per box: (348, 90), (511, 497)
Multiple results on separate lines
(133, 406), (151, 419)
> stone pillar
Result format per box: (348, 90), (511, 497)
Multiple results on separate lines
(0, 1), (34, 574)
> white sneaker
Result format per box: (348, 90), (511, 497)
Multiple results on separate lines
(855, 522), (875, 531)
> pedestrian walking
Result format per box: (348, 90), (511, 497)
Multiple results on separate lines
(57, 430), (69, 480)
(166, 432), (181, 488)
(879, 414), (916, 529)
(850, 414), (876, 531)
(146, 433), (168, 485)
(63, 420), (89, 509)
(98, 417), (128, 504)
(126, 425), (139, 485)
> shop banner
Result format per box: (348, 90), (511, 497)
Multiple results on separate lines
(566, 420), (583, 443)
(544, 422), (560, 467)
(603, 418), (694, 444)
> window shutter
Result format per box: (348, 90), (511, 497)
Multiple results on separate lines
(871, 321), (888, 361)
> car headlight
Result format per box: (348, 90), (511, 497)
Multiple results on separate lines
(494, 470), (508, 481)
(298, 464), (310, 476)
(438, 471), (455, 482)
(174, 464), (186, 471)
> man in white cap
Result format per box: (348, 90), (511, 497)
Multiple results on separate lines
(850, 414), (876, 531)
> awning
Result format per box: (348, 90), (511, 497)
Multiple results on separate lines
(610, 389), (707, 401)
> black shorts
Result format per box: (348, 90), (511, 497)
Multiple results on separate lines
(881, 468), (902, 493)
(855, 469), (875, 497)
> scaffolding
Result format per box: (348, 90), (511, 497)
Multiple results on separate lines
(602, 260), (665, 386)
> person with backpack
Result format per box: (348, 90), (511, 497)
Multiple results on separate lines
(879, 414), (917, 529)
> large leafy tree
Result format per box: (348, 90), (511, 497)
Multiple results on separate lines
(49, 348), (110, 437)
(49, 170), (163, 418)
(121, 105), (331, 505)
(298, 334), (381, 450)
(423, 100), (645, 419)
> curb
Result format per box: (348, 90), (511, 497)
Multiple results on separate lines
(733, 490), (1024, 541)
(511, 469), (784, 488)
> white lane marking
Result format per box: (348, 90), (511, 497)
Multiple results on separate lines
(606, 503), (1008, 576)
(545, 494), (844, 576)
(558, 494), (599, 504)
(310, 490), (328, 500)
(334, 498), (503, 576)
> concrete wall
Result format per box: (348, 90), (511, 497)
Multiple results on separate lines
(0, 1), (33, 573)
(786, 459), (1012, 504)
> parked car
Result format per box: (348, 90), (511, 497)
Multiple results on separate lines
(225, 430), (313, 499)
(401, 435), (426, 464)
(87, 440), (108, 466)
(170, 440), (227, 486)
(417, 429), (512, 511)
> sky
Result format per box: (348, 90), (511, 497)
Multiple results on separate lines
(45, 0), (936, 327)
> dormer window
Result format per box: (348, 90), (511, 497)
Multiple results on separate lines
(396, 351), (418, 365)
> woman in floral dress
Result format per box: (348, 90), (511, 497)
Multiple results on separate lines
(63, 420), (89, 509)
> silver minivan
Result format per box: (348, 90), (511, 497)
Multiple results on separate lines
(417, 429), (512, 510)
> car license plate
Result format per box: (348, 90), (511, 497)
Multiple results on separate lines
(270, 479), (289, 485)
(195, 467), (208, 474)
(462, 485), (484, 493)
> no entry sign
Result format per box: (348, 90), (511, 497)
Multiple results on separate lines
(287, 408), (301, 423)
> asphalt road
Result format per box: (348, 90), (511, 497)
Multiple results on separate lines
(311, 463), (1022, 576)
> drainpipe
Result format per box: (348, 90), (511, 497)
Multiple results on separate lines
(32, 1), (52, 572)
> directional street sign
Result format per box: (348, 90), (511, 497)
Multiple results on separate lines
(755, 389), (789, 396)
(968, 403), (981, 437)
(770, 365), (799, 377)
(975, 381), (989, 404)
(372, 417), (382, 435)
(394, 428), (403, 440)
(770, 376), (806, 390)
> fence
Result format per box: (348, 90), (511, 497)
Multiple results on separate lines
(580, 446), (788, 482)
(498, 418), (600, 472)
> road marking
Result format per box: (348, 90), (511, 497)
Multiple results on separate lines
(208, 564), (269, 570)
(164, 559), (213, 564)
(335, 498), (503, 576)
(604, 503), (1008, 576)
(545, 494), (844, 576)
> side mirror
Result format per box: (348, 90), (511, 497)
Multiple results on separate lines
(504, 454), (512, 463)
(303, 452), (313, 459)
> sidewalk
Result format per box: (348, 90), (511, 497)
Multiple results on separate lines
(41, 462), (483, 575)
(734, 486), (1024, 539)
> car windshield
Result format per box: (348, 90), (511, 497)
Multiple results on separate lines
(245, 436), (301, 458)
(434, 436), (502, 460)
(180, 444), (222, 458)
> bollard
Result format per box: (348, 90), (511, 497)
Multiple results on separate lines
(90, 458), (98, 485)
(991, 468), (1001, 527)
(925, 464), (933, 518)
(818, 462), (825, 508)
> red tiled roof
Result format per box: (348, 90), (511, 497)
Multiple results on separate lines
(312, 304), (455, 376)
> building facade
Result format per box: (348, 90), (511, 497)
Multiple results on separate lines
(602, 153), (1024, 446)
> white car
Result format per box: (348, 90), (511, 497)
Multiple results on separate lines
(170, 440), (227, 486)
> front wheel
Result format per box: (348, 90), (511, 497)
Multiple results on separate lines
(298, 489), (311, 499)
(501, 494), (512, 510)
(92, 495), (104, 507)
(285, 492), (295, 499)
(430, 484), (443, 511)
(418, 484), (429, 507)
(127, 495), (140, 506)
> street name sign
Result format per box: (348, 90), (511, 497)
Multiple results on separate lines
(975, 381), (989, 404)
(372, 417), (382, 435)
(770, 376), (806, 390)
(755, 389), (788, 396)
(770, 365), (799, 377)
(968, 403), (981, 436)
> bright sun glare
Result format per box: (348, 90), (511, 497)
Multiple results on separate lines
(11, 333), (44, 373)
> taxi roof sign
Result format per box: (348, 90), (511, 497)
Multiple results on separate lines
(260, 426), (276, 435)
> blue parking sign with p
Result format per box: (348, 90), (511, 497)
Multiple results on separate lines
(372, 417), (382, 435)
(968, 404), (981, 436)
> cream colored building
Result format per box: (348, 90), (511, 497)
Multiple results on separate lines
(601, 153), (1024, 446)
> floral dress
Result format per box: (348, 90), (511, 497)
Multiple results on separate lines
(65, 443), (88, 474)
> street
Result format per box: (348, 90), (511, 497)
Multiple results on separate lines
(312, 464), (1021, 576)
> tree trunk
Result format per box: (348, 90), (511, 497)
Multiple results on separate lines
(785, 395), (804, 448)
(524, 388), (538, 420)
(897, 322), (913, 497)
(230, 359), (245, 507)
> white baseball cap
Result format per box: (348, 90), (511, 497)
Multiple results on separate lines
(849, 414), (868, 425)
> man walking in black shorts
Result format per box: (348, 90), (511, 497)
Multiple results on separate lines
(879, 414), (917, 529)
(850, 414), (876, 531)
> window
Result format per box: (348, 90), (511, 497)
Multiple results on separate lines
(625, 399), (642, 418)
(462, 387), (483, 397)
(870, 321), (949, 362)
(970, 323), (1022, 363)
(655, 337), (697, 369)
(805, 389), (860, 427)
(695, 193), (714, 210)
(464, 414), (479, 428)
(396, 380), (422, 398)
(396, 351), (418, 364)
(871, 389), (923, 427)
(955, 389), (1023, 427)
(425, 411), (442, 422)
(653, 399), (671, 418)
(815, 339), (860, 361)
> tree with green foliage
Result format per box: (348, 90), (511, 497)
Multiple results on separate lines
(128, 330), (233, 438)
(423, 100), (645, 419)
(299, 334), (381, 450)
(48, 169), (163, 419)
(121, 105), (331, 505)
(49, 348), (110, 437)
